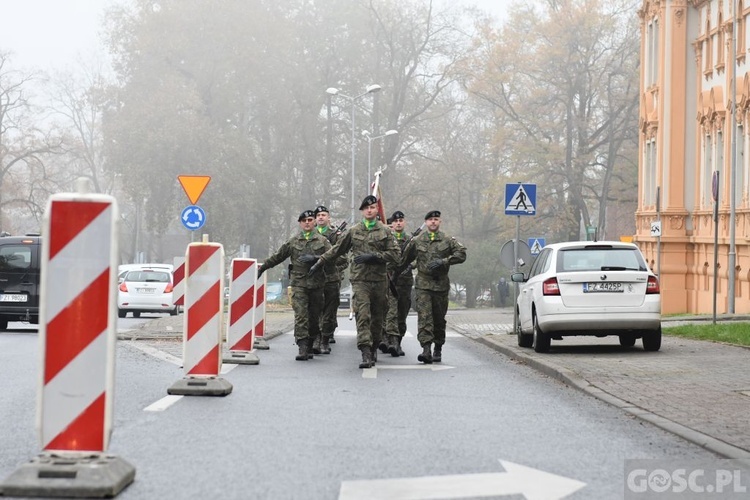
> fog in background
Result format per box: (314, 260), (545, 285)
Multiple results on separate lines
(0, 0), (641, 307)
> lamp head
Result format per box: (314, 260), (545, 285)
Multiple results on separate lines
(366, 84), (382, 94)
(384, 129), (398, 137)
(325, 87), (340, 96)
(361, 130), (371, 137)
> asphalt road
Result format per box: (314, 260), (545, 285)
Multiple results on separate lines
(0, 314), (721, 499)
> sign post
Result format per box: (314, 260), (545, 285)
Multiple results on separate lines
(505, 183), (537, 336)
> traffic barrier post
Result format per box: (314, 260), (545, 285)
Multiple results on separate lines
(253, 268), (270, 350)
(223, 258), (260, 365)
(0, 181), (135, 497)
(168, 240), (232, 396)
(172, 256), (185, 310)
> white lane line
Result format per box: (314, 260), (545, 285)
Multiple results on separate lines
(144, 395), (182, 412)
(122, 341), (182, 366)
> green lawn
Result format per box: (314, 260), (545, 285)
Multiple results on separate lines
(663, 322), (750, 347)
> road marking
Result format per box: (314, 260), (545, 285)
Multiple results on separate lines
(362, 364), (455, 379)
(338, 460), (586, 500)
(144, 395), (182, 412)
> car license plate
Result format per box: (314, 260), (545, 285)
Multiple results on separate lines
(583, 282), (623, 293)
(136, 288), (155, 294)
(0, 294), (28, 302)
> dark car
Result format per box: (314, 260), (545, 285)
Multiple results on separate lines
(0, 234), (41, 331)
(339, 284), (352, 309)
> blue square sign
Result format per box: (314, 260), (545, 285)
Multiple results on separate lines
(505, 184), (536, 216)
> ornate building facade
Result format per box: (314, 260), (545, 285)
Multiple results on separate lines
(636, 0), (750, 313)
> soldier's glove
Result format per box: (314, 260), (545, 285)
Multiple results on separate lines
(427, 259), (446, 272)
(297, 254), (319, 265)
(354, 253), (384, 265)
(257, 264), (267, 278)
(308, 259), (324, 276)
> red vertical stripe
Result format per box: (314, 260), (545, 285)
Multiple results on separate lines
(188, 245), (219, 277)
(48, 201), (109, 259)
(174, 262), (185, 285)
(254, 318), (265, 338)
(44, 392), (105, 452)
(45, 271), (109, 383)
(230, 286), (255, 326)
(188, 345), (219, 375)
(187, 282), (220, 341)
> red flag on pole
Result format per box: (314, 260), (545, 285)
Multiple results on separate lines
(371, 170), (387, 223)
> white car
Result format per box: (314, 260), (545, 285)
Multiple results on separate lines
(511, 241), (661, 353)
(117, 269), (177, 318)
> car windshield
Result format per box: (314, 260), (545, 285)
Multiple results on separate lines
(125, 271), (170, 283)
(0, 246), (31, 271)
(559, 248), (645, 272)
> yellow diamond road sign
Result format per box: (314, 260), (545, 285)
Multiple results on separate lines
(178, 175), (211, 205)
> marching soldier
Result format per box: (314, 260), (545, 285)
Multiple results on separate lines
(258, 210), (331, 361)
(313, 205), (347, 354)
(381, 210), (413, 357)
(399, 210), (466, 363)
(309, 195), (400, 369)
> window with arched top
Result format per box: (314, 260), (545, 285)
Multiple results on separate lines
(718, 12), (725, 68)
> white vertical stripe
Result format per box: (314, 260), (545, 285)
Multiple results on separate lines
(41, 332), (107, 447)
(46, 205), (112, 320)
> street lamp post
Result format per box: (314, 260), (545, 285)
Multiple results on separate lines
(326, 84), (382, 223)
(362, 129), (398, 189)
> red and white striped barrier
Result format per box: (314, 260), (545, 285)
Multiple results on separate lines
(168, 240), (232, 396)
(253, 268), (269, 350)
(172, 256), (185, 307)
(224, 258), (260, 364)
(0, 184), (135, 497)
(39, 194), (119, 453)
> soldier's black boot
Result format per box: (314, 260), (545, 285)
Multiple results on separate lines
(295, 341), (309, 361)
(329, 333), (336, 344)
(370, 344), (378, 364)
(417, 343), (433, 364)
(307, 337), (315, 359)
(397, 336), (405, 356)
(312, 334), (322, 355)
(321, 335), (331, 354)
(359, 347), (373, 369)
(388, 335), (400, 357)
(378, 339), (389, 354)
(432, 344), (442, 363)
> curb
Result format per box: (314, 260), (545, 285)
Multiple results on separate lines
(468, 332), (750, 460)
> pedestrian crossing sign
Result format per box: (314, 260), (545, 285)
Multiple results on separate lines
(528, 238), (545, 255)
(504, 183), (536, 216)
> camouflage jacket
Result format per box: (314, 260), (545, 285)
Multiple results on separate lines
(400, 230), (467, 292)
(263, 231), (331, 288)
(316, 225), (347, 283)
(388, 231), (414, 287)
(321, 219), (400, 282)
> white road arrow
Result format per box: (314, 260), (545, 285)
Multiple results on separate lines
(361, 364), (454, 379)
(338, 460), (586, 500)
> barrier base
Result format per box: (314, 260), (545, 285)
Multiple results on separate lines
(167, 376), (233, 396)
(223, 351), (260, 365)
(0, 453), (135, 498)
(254, 337), (270, 350)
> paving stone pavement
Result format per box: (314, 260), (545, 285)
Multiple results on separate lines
(123, 306), (750, 459)
(444, 307), (750, 460)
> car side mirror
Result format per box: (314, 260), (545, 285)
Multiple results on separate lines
(510, 272), (526, 283)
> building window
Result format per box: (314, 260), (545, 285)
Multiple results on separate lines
(718, 14), (725, 68)
(739, 0), (746, 56)
(643, 139), (657, 206)
(705, 20), (713, 74)
(736, 124), (745, 205)
(704, 133), (714, 206)
(646, 19), (660, 87)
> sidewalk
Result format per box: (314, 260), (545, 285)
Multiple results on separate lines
(444, 307), (750, 459)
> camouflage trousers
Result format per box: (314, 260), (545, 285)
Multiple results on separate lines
(352, 280), (388, 349)
(415, 288), (449, 347)
(290, 286), (324, 344)
(319, 281), (341, 336)
(385, 284), (412, 337)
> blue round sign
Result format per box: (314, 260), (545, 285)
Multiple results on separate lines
(181, 205), (206, 231)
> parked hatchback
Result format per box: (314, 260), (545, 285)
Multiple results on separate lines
(511, 241), (661, 353)
(117, 269), (177, 318)
(0, 235), (41, 330)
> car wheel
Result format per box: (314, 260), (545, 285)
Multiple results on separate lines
(516, 314), (533, 348)
(0, 319), (7, 331)
(118, 309), (126, 319)
(619, 334), (636, 347)
(532, 314), (550, 353)
(642, 326), (662, 352)
(133, 311), (141, 318)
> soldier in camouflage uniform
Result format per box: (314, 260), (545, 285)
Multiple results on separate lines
(310, 195), (400, 369)
(399, 210), (466, 364)
(313, 205), (347, 354)
(258, 210), (331, 361)
(382, 210), (414, 357)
